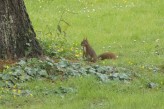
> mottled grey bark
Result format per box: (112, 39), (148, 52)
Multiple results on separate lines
(0, 0), (42, 59)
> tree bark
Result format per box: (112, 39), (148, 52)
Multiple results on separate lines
(0, 0), (42, 59)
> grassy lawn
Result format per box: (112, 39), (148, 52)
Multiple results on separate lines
(25, 0), (164, 67)
(1, 0), (164, 109)
(1, 76), (164, 109)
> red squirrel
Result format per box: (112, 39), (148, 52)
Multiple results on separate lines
(81, 38), (97, 62)
(81, 38), (117, 62)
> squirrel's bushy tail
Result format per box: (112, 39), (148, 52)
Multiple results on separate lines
(98, 52), (117, 60)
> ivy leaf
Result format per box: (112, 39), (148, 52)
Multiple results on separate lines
(88, 67), (96, 74)
(79, 68), (87, 75)
(106, 66), (115, 73)
(96, 66), (107, 74)
(148, 82), (159, 89)
(0, 81), (5, 87)
(20, 74), (32, 81)
(48, 61), (54, 66)
(6, 81), (15, 88)
(12, 69), (22, 77)
(109, 73), (119, 80)
(118, 73), (130, 80)
(96, 73), (109, 82)
(66, 67), (79, 76)
(58, 59), (70, 68)
(25, 67), (39, 77)
(38, 70), (48, 77)
(17, 60), (26, 66)
(2, 74), (11, 81)
(71, 63), (81, 69)
(49, 75), (57, 81)
(92, 65), (100, 69)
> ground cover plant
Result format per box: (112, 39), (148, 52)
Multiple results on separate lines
(0, 0), (164, 109)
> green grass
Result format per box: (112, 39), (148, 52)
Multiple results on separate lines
(1, 76), (164, 109)
(25, 0), (164, 67)
(1, 0), (164, 109)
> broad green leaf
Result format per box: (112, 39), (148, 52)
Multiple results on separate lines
(0, 81), (5, 87)
(96, 73), (109, 82)
(17, 60), (26, 66)
(38, 70), (48, 77)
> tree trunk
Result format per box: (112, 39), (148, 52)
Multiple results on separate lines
(0, 0), (42, 59)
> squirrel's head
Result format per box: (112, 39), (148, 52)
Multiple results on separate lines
(81, 38), (88, 46)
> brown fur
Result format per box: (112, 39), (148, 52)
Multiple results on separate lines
(98, 52), (117, 60)
(81, 38), (97, 62)
(81, 38), (117, 62)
